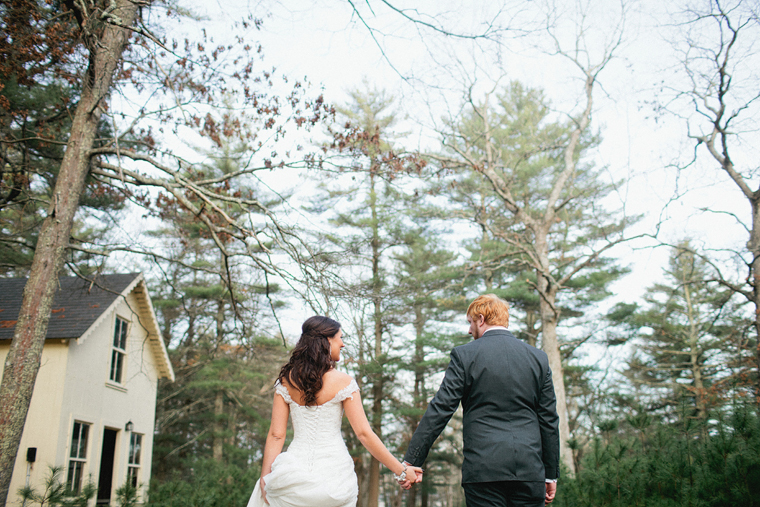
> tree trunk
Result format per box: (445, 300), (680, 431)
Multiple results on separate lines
(406, 483), (416, 507)
(354, 327), (369, 507)
(162, 308), (174, 346)
(525, 309), (539, 348)
(480, 228), (493, 291)
(535, 231), (575, 475)
(406, 305), (426, 507)
(356, 457), (369, 507)
(0, 4), (139, 504)
(213, 389), (224, 462)
(368, 168), (382, 507)
(751, 199), (760, 405)
(682, 266), (707, 421)
(420, 469), (429, 507)
(538, 297), (574, 475)
(228, 401), (238, 452)
(368, 380), (382, 507)
(390, 484), (404, 507)
(213, 298), (225, 461)
(215, 299), (225, 345)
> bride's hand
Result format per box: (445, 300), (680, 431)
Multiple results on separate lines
(409, 466), (424, 483)
(260, 477), (269, 505)
(405, 467), (417, 485)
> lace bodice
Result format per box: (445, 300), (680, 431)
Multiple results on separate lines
(273, 379), (359, 472)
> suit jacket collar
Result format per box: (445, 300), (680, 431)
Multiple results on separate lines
(482, 326), (508, 336)
(479, 327), (509, 338)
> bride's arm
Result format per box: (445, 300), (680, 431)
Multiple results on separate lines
(343, 390), (417, 486)
(260, 393), (290, 499)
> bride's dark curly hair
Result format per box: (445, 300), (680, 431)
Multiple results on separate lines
(277, 316), (341, 406)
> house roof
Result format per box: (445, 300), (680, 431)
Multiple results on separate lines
(0, 273), (140, 340)
(0, 273), (174, 381)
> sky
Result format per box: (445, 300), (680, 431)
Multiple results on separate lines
(166, 0), (759, 341)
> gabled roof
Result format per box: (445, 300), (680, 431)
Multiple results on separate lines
(0, 273), (174, 381)
(0, 273), (139, 340)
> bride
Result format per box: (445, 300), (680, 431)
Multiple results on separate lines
(247, 316), (418, 507)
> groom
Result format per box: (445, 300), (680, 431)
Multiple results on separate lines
(403, 294), (560, 506)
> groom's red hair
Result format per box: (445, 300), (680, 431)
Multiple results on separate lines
(466, 294), (510, 327)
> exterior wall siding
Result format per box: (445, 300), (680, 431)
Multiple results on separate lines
(0, 342), (68, 505)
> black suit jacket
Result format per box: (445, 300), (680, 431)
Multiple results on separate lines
(404, 329), (560, 484)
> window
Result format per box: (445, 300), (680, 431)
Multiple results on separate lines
(67, 422), (89, 494)
(127, 433), (142, 488)
(110, 317), (128, 383)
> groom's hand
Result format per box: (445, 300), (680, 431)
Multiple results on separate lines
(545, 481), (557, 504)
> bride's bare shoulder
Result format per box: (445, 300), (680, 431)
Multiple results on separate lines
(324, 369), (353, 387)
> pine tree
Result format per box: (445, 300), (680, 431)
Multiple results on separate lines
(392, 226), (462, 507)
(620, 243), (738, 422)
(309, 86), (422, 507)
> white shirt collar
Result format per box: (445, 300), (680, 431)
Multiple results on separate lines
(482, 326), (508, 335)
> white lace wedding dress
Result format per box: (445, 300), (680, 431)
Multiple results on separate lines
(247, 379), (360, 507)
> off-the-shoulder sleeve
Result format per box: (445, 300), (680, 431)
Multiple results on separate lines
(334, 379), (360, 403)
(274, 380), (293, 404)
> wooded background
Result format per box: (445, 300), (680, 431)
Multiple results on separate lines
(1, 1), (759, 506)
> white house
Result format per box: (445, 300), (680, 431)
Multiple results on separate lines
(0, 273), (174, 506)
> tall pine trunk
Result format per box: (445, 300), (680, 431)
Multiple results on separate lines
(525, 309), (539, 348)
(355, 329), (369, 507)
(407, 305), (425, 507)
(752, 200), (760, 405)
(0, 3), (139, 504)
(213, 298), (226, 462)
(682, 266), (707, 421)
(367, 168), (382, 507)
(213, 390), (224, 462)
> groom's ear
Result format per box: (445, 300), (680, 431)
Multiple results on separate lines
(478, 314), (486, 326)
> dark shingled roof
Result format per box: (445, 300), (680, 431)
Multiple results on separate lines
(0, 273), (140, 340)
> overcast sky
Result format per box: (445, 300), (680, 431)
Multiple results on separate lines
(173, 0), (759, 339)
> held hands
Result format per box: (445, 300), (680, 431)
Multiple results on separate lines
(396, 463), (424, 490)
(397, 466), (415, 490)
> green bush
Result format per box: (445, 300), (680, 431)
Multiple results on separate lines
(146, 459), (260, 507)
(115, 482), (139, 507)
(17, 466), (96, 507)
(555, 407), (760, 507)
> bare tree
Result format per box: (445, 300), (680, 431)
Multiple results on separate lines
(663, 0), (760, 402)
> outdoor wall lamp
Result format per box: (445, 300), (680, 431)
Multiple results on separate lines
(125, 421), (134, 432)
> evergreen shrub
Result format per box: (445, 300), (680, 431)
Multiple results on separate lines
(555, 407), (760, 507)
